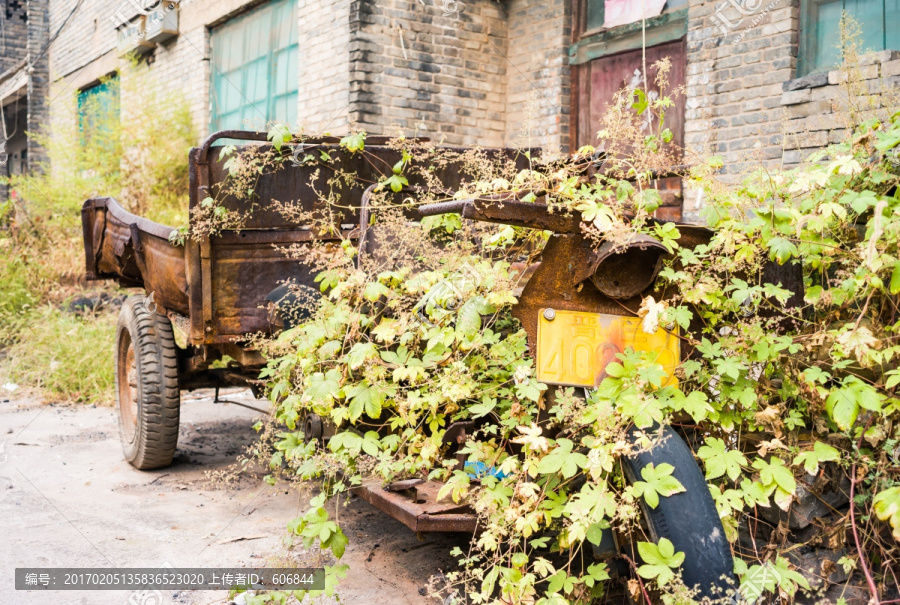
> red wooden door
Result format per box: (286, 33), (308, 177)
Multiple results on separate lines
(574, 39), (687, 220)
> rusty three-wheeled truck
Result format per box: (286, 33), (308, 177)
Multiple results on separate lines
(82, 129), (771, 599)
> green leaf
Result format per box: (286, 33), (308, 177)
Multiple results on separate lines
(824, 378), (882, 431)
(767, 237), (798, 264)
(665, 305), (693, 330)
(752, 456), (797, 494)
(328, 431), (362, 455)
(323, 564), (348, 597)
(771, 556), (810, 594)
(378, 173), (408, 193)
(547, 569), (576, 594)
(636, 538), (684, 586)
(456, 296), (494, 336)
(873, 486), (900, 541)
(267, 124), (292, 151)
(585, 562), (610, 586)
(346, 342), (377, 370)
(826, 388), (859, 431)
(737, 562), (778, 602)
(307, 369), (342, 405)
(632, 89), (649, 114)
(668, 389), (713, 423)
(631, 463), (686, 509)
(537, 439), (588, 479)
(793, 441), (840, 475)
(345, 381), (385, 421)
(361, 431), (381, 457)
(467, 396), (497, 418)
(586, 522), (606, 546)
(698, 437), (747, 481)
(340, 131), (365, 153)
(363, 281), (390, 302)
(327, 526), (348, 558)
(890, 262), (900, 295)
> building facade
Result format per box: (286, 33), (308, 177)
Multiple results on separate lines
(0, 0), (898, 221)
(0, 0), (49, 185)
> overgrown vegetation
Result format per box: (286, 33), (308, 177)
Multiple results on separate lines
(0, 62), (194, 402)
(199, 47), (900, 605)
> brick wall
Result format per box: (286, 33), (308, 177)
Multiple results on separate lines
(26, 0), (49, 169)
(40, 0), (577, 163)
(780, 50), (900, 168)
(0, 0), (29, 74)
(681, 0), (799, 222)
(680, 0), (900, 222)
(505, 0), (571, 155)
(347, 0), (509, 147)
(298, 0), (351, 133)
(48, 0), (258, 148)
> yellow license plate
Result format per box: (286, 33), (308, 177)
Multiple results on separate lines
(536, 310), (680, 388)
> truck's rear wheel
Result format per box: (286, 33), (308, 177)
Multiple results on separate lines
(115, 296), (180, 469)
(622, 425), (734, 600)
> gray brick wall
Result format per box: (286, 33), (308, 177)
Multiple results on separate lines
(505, 0), (571, 154)
(0, 0), (29, 74)
(780, 50), (900, 168)
(347, 0), (509, 147)
(48, 0), (260, 147)
(36, 0), (895, 214)
(26, 0), (50, 169)
(38, 0), (577, 168)
(681, 0), (900, 221)
(681, 0), (799, 221)
(298, 0), (351, 133)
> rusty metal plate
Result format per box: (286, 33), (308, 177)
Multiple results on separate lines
(352, 480), (477, 533)
(536, 310), (680, 388)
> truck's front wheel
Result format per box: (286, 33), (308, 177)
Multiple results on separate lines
(115, 296), (180, 469)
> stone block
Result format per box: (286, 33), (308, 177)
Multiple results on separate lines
(783, 72), (828, 91)
(781, 88), (811, 105)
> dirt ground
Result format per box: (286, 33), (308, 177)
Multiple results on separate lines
(0, 390), (469, 605)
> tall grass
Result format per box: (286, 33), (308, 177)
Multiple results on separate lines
(0, 61), (195, 403)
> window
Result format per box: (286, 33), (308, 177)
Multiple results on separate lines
(799, 0), (900, 75)
(209, 0), (298, 131)
(77, 76), (120, 148)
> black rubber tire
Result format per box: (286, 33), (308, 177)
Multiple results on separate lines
(622, 425), (734, 600)
(115, 296), (180, 470)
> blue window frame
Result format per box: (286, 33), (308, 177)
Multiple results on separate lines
(799, 0), (900, 76)
(77, 76), (120, 148)
(209, 0), (299, 132)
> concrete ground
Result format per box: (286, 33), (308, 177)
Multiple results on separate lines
(0, 390), (468, 605)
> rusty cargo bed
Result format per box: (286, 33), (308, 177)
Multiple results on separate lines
(82, 129), (533, 531)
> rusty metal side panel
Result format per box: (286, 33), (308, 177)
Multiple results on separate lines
(81, 198), (189, 315)
(208, 230), (347, 340)
(139, 234), (190, 315)
(189, 132), (532, 346)
(187, 147), (204, 343)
